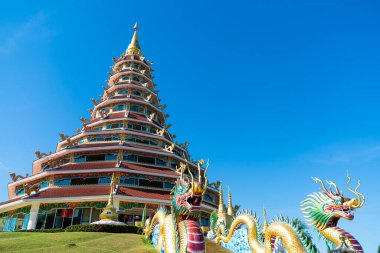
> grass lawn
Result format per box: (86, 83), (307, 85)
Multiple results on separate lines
(0, 232), (231, 253)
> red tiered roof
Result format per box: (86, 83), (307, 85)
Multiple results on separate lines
(26, 186), (170, 201)
(128, 112), (148, 121)
(119, 162), (178, 176)
(53, 161), (117, 171)
(27, 186), (110, 199)
(106, 112), (126, 119)
(51, 161), (178, 176)
(117, 186), (170, 200)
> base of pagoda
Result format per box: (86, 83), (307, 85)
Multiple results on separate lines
(90, 220), (126, 225)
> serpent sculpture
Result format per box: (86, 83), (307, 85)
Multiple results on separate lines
(209, 175), (364, 253)
(144, 159), (209, 253)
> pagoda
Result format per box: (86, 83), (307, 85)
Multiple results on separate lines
(0, 24), (219, 232)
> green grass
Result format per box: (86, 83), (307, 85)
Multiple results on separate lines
(0, 232), (231, 253)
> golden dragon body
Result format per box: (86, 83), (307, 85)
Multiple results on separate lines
(212, 176), (365, 253)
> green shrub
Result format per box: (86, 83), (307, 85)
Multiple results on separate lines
(65, 224), (142, 234)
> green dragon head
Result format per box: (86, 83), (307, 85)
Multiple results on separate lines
(301, 175), (365, 231)
(171, 159), (209, 218)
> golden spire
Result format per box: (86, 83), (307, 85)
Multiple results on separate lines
(107, 173), (116, 206)
(227, 186), (233, 216)
(262, 206), (268, 235)
(126, 22), (141, 56)
(99, 173), (118, 221)
(218, 182), (226, 217)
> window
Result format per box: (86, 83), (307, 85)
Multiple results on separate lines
(55, 178), (71, 186)
(117, 89), (129, 95)
(106, 122), (123, 129)
(130, 103), (145, 113)
(14, 214), (26, 231)
(120, 177), (138, 185)
(71, 178), (99, 185)
(113, 103), (125, 111)
(132, 75), (140, 82)
(105, 153), (118, 160)
(150, 139), (158, 146)
(121, 75), (131, 81)
(81, 208), (91, 224)
(139, 179), (163, 188)
(123, 153), (137, 162)
(127, 123), (147, 132)
(100, 106), (110, 114)
(40, 181), (49, 189)
(44, 210), (56, 229)
(204, 194), (215, 203)
(135, 137), (150, 145)
(86, 154), (106, 162)
(156, 158), (167, 166)
(171, 160), (179, 170)
(138, 156), (155, 165)
(131, 89), (142, 97)
(99, 177), (111, 184)
(15, 188), (25, 196)
(0, 218), (6, 231)
(104, 135), (120, 141)
(90, 209), (101, 223)
(72, 208), (82, 225)
(74, 154), (86, 163)
(87, 136), (105, 142)
(164, 182), (174, 189)
(76, 152), (118, 162)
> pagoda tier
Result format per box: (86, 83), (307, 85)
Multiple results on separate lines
(0, 24), (218, 232)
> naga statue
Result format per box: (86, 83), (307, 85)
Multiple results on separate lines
(210, 175), (364, 253)
(9, 172), (29, 182)
(144, 159), (209, 253)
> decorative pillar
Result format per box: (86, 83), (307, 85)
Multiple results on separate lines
(114, 198), (120, 211)
(27, 202), (40, 230)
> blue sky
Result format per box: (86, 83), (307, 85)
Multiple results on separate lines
(0, 0), (379, 251)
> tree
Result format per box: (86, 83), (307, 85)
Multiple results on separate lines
(377, 245), (380, 253)
(292, 218), (307, 230)
(232, 204), (240, 215)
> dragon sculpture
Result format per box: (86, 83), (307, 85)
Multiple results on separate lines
(144, 159), (209, 253)
(210, 175), (364, 253)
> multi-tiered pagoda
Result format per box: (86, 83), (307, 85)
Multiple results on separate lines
(0, 24), (218, 232)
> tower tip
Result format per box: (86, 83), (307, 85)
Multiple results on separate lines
(126, 22), (141, 56)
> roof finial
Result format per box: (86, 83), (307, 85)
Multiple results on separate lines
(227, 186), (233, 216)
(126, 22), (141, 56)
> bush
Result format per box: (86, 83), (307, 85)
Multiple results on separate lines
(19, 228), (65, 233)
(65, 224), (142, 234)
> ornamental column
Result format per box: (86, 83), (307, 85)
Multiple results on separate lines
(27, 202), (40, 230)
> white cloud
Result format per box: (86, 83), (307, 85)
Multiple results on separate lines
(309, 144), (380, 166)
(0, 12), (51, 55)
(0, 161), (9, 172)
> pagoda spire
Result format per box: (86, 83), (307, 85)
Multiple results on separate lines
(218, 182), (226, 221)
(227, 186), (233, 216)
(126, 22), (141, 56)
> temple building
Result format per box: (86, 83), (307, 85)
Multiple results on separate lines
(0, 24), (219, 231)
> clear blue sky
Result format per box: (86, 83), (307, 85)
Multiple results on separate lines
(0, 0), (379, 251)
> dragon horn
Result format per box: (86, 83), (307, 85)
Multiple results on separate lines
(346, 173), (365, 208)
(313, 177), (340, 200)
(197, 160), (202, 183)
(184, 154), (195, 194)
(326, 180), (340, 196)
(202, 159), (210, 195)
